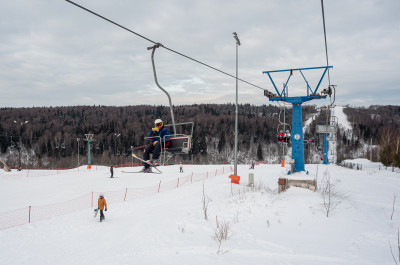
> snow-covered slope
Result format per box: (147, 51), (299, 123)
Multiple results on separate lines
(1, 163), (399, 265)
(334, 106), (352, 135)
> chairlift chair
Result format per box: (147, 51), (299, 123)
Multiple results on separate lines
(143, 121), (194, 166)
(142, 44), (195, 165)
(276, 108), (292, 148)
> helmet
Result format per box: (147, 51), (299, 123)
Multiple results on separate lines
(99, 193), (104, 198)
(286, 130), (289, 133)
(154, 119), (163, 126)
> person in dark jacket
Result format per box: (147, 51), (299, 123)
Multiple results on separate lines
(110, 166), (114, 178)
(142, 119), (170, 172)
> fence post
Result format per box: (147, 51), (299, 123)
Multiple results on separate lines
(29, 206), (31, 223)
(191, 172), (193, 183)
(124, 188), (128, 201)
(158, 181), (161, 193)
(215, 169), (217, 176)
(177, 178), (180, 187)
(27, 170), (29, 178)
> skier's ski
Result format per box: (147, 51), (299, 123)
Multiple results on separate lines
(121, 170), (162, 174)
(94, 208), (99, 217)
(131, 153), (162, 173)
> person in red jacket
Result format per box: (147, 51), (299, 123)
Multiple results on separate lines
(97, 193), (107, 222)
(277, 130), (285, 142)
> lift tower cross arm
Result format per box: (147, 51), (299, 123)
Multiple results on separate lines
(263, 66), (333, 173)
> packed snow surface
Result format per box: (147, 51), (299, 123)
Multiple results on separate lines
(335, 106), (352, 133)
(1, 163), (399, 265)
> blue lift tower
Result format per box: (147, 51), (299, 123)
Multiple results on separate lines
(263, 66), (333, 173)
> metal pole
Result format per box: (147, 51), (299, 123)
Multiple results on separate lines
(148, 45), (177, 137)
(87, 139), (91, 166)
(370, 138), (372, 161)
(77, 138), (80, 166)
(233, 32), (240, 175)
(130, 146), (132, 166)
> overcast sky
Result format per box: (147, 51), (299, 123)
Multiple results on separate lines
(1, 0), (399, 108)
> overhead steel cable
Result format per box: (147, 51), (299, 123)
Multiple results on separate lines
(65, 0), (269, 92)
(320, 0), (336, 107)
(320, 0), (331, 86)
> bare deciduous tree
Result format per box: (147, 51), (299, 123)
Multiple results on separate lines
(389, 228), (399, 265)
(212, 220), (232, 254)
(392, 194), (397, 221)
(320, 170), (346, 217)
(202, 181), (211, 220)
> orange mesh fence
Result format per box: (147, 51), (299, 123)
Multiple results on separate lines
(192, 172), (207, 182)
(0, 207), (29, 230)
(0, 166), (233, 230)
(125, 186), (159, 200)
(92, 190), (126, 206)
(30, 193), (92, 223)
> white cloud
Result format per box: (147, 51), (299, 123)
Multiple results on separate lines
(0, 0), (399, 107)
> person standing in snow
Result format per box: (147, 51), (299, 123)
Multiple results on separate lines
(142, 119), (170, 172)
(179, 162), (183, 173)
(97, 193), (107, 222)
(110, 166), (114, 178)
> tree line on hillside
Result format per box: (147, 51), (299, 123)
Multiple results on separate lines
(343, 105), (400, 167)
(0, 104), (399, 168)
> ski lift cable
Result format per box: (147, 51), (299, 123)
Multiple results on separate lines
(65, 0), (269, 93)
(320, 0), (331, 87)
(321, 0), (336, 110)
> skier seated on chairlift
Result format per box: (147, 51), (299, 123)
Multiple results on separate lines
(277, 130), (285, 143)
(142, 119), (170, 172)
(284, 130), (291, 143)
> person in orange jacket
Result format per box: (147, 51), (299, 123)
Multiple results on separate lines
(97, 193), (107, 222)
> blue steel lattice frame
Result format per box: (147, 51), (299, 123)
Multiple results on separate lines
(263, 66), (332, 173)
(263, 66), (332, 98)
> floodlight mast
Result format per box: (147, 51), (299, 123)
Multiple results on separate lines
(233, 32), (240, 176)
(263, 66), (333, 173)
